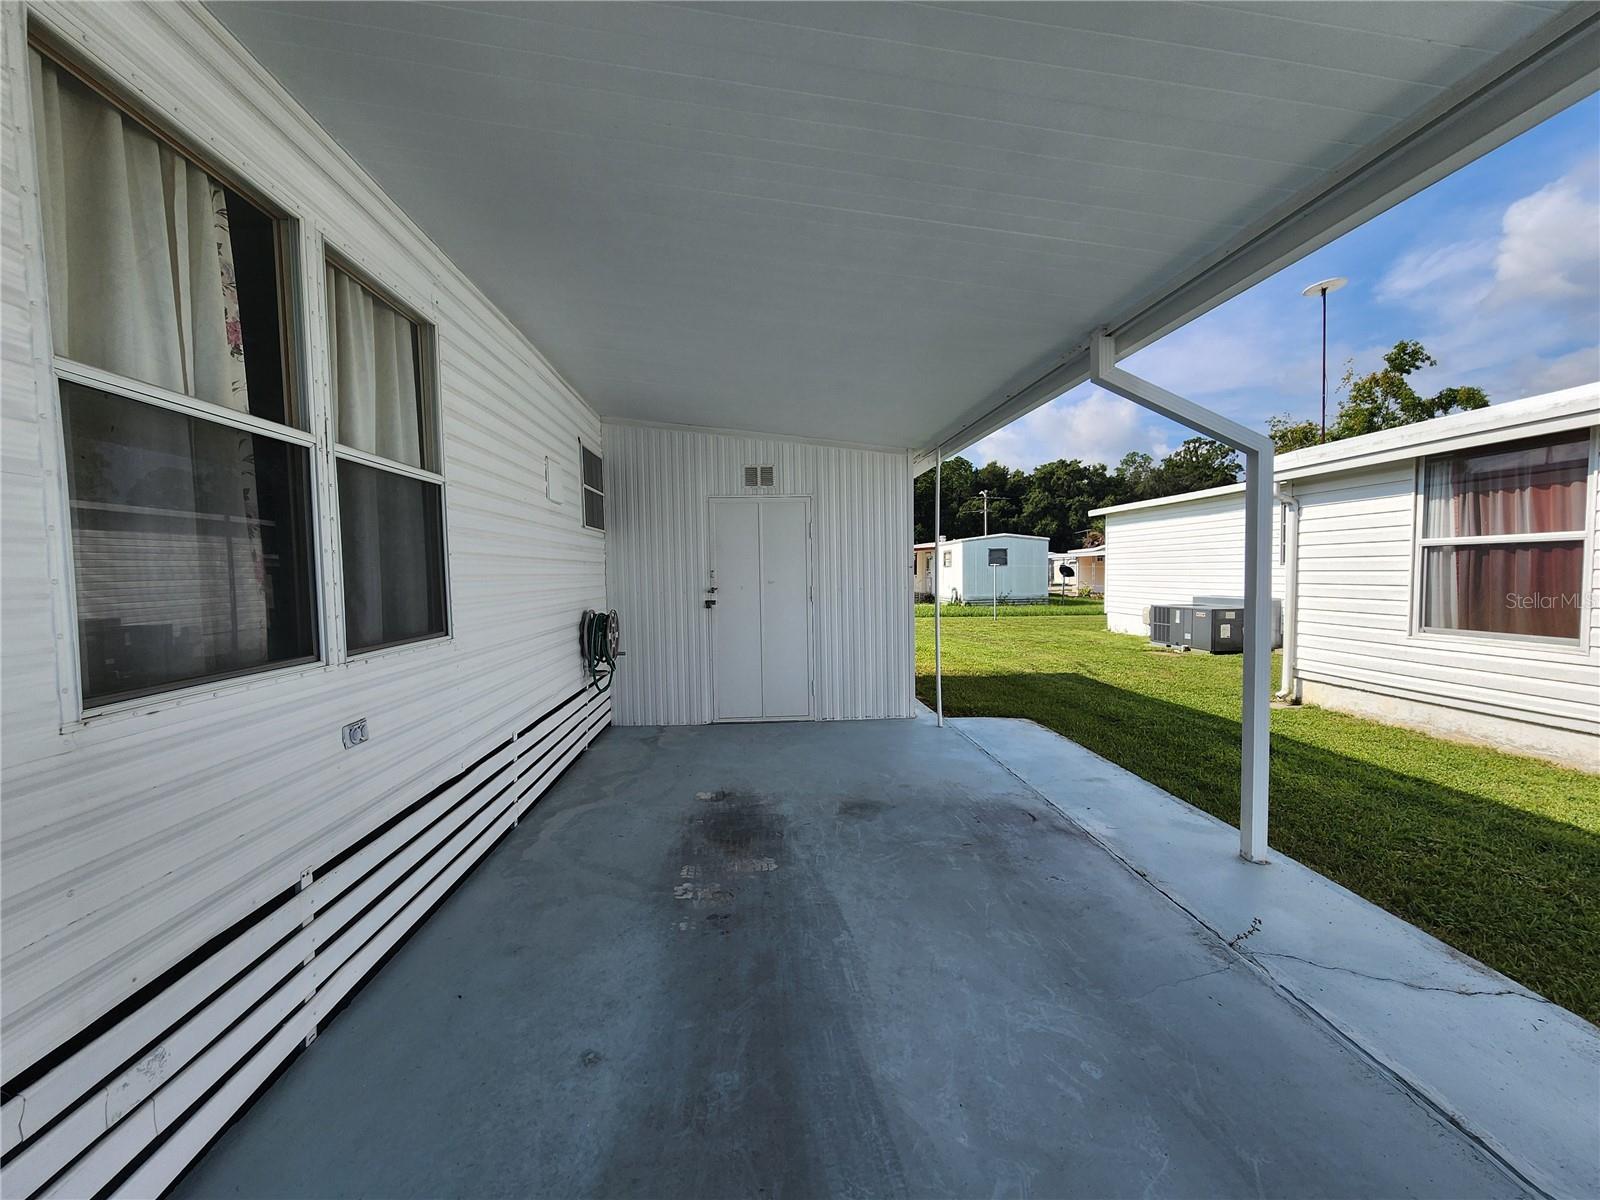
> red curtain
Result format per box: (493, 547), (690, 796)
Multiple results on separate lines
(1434, 543), (1585, 638)
(1449, 436), (1587, 537)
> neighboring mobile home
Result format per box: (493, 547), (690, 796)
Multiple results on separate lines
(1093, 387), (1600, 768)
(2, 3), (1593, 1196)
(913, 541), (938, 600)
(1065, 547), (1106, 596)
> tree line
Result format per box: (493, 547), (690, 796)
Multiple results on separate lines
(916, 339), (1486, 551)
(914, 439), (1238, 550)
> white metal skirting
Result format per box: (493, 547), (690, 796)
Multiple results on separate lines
(0, 686), (610, 1200)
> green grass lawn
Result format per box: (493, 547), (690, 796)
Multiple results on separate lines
(915, 597), (1600, 1024)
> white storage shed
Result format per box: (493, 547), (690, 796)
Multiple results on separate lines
(1093, 387), (1600, 768)
(929, 535), (1051, 604)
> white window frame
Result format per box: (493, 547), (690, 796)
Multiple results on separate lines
(321, 243), (453, 662)
(25, 36), (329, 722)
(579, 438), (605, 534)
(1410, 427), (1596, 653)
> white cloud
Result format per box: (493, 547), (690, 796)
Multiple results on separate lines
(1374, 238), (1494, 305)
(1356, 157), (1599, 401)
(1377, 162), (1598, 318)
(1492, 167), (1600, 306)
(966, 386), (1179, 471)
(1123, 305), (1324, 418)
(1529, 345), (1600, 394)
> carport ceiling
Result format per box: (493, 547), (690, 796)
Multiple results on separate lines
(211, 2), (1594, 452)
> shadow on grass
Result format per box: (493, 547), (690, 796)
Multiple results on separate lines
(912, 604), (1105, 621)
(917, 669), (1600, 1026)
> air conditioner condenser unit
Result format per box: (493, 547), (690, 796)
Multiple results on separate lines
(1148, 603), (1251, 654)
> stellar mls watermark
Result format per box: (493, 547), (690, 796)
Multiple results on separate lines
(1504, 590), (1591, 611)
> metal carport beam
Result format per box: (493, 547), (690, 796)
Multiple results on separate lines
(1088, 331), (1275, 864)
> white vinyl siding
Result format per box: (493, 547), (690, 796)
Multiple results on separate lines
(603, 422), (914, 725)
(1102, 492), (1284, 636)
(2, 2), (607, 1094)
(1294, 462), (1599, 736)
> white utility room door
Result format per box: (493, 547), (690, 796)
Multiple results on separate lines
(709, 497), (812, 721)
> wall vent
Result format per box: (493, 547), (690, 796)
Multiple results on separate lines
(743, 465), (775, 488)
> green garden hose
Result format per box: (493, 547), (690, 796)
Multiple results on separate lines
(580, 609), (621, 693)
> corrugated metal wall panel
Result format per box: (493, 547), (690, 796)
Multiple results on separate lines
(0, 4), (609, 1083)
(604, 422), (914, 725)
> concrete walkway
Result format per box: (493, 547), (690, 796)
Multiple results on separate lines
(175, 717), (1532, 1199)
(955, 717), (1599, 1200)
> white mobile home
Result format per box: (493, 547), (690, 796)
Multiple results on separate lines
(921, 535), (1050, 604)
(1064, 547), (1107, 596)
(913, 541), (937, 600)
(1093, 387), (1600, 768)
(1097, 493), (1287, 632)
(3, 4), (1595, 1197)
(1047, 551), (1069, 593)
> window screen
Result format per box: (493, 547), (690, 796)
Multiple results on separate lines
(61, 382), (317, 704)
(337, 460), (447, 652)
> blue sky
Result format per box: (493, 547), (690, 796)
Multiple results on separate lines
(971, 96), (1600, 471)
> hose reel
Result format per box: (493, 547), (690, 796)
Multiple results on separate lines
(579, 608), (622, 693)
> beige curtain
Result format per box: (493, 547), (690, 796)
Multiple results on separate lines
(326, 265), (422, 467)
(30, 50), (249, 412)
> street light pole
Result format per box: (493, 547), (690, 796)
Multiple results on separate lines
(1301, 277), (1348, 443)
(979, 489), (989, 536)
(1319, 288), (1327, 438)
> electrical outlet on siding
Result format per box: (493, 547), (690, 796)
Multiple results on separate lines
(341, 719), (369, 749)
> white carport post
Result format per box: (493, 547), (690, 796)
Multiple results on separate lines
(933, 452), (944, 727)
(1089, 331), (1275, 863)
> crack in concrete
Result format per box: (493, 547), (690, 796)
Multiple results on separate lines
(1253, 952), (1554, 1004)
(1128, 965), (1231, 1002)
